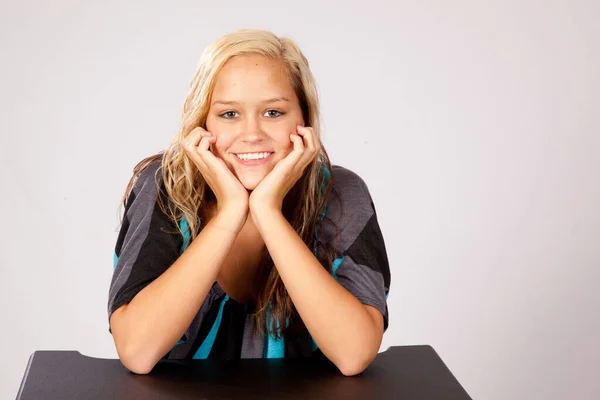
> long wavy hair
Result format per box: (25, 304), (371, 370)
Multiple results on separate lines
(121, 29), (339, 341)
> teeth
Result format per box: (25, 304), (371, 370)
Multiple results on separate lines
(236, 152), (271, 161)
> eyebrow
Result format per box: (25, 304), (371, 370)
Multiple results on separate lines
(211, 97), (291, 107)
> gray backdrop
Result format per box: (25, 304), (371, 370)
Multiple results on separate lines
(1, 0), (599, 399)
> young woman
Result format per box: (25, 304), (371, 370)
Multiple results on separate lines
(108, 29), (391, 377)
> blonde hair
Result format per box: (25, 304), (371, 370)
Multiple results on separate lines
(123, 29), (337, 340)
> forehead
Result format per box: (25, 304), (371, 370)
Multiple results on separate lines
(212, 54), (296, 102)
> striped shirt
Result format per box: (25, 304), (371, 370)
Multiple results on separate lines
(108, 162), (391, 360)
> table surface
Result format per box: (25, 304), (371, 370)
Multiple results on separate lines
(16, 345), (471, 400)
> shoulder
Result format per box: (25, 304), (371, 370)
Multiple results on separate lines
(131, 161), (163, 195)
(121, 159), (172, 223)
(126, 159), (174, 211)
(330, 165), (372, 202)
(328, 165), (375, 219)
(319, 165), (378, 251)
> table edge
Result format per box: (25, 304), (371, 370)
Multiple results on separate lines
(15, 352), (35, 400)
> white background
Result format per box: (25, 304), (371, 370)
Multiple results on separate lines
(1, 1), (599, 399)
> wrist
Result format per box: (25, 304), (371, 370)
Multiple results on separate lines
(212, 207), (248, 233)
(249, 197), (281, 214)
(249, 205), (283, 227)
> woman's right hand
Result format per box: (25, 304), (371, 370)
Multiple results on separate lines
(181, 127), (249, 232)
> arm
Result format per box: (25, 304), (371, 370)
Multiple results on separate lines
(111, 128), (249, 374)
(247, 126), (388, 375)
(250, 207), (384, 376)
(110, 210), (242, 374)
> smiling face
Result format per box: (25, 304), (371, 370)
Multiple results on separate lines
(205, 54), (305, 191)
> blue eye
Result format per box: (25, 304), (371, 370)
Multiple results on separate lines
(220, 111), (238, 119)
(219, 110), (284, 119)
(264, 110), (283, 118)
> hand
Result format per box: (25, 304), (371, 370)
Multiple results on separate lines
(249, 125), (320, 215)
(181, 127), (249, 231)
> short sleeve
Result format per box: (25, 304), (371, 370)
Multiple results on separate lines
(316, 166), (391, 331)
(107, 162), (183, 326)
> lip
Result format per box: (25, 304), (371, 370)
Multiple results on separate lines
(232, 152), (274, 166)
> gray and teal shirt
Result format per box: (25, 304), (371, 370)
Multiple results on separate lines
(108, 162), (391, 360)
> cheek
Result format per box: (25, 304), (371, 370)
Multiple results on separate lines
(211, 135), (231, 158)
(205, 123), (229, 155)
(272, 126), (295, 148)
(205, 115), (225, 137)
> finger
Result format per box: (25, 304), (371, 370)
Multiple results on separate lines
(183, 131), (211, 169)
(191, 141), (209, 173)
(288, 133), (305, 164)
(185, 129), (201, 148)
(198, 136), (225, 173)
(270, 133), (301, 175)
(291, 131), (305, 153)
(185, 132), (212, 156)
(186, 127), (213, 148)
(296, 126), (319, 166)
(182, 131), (209, 159)
(197, 135), (215, 152)
(296, 126), (315, 151)
(196, 135), (215, 162)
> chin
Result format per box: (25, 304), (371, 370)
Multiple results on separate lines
(238, 174), (265, 191)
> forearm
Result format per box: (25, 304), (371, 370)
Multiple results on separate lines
(252, 209), (382, 375)
(110, 211), (242, 373)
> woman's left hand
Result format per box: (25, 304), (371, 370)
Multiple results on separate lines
(249, 125), (320, 215)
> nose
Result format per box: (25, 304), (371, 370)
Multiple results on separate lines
(239, 115), (266, 144)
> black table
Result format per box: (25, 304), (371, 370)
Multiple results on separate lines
(16, 345), (471, 399)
